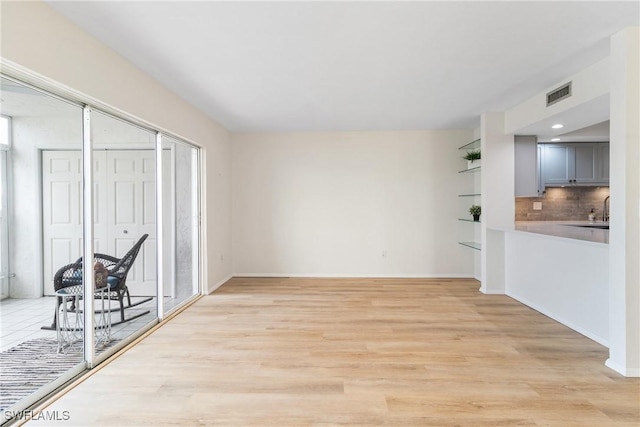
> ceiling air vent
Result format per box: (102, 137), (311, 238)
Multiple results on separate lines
(546, 82), (572, 107)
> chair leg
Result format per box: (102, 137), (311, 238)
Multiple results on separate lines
(119, 293), (126, 322)
(126, 288), (131, 307)
(50, 296), (61, 328)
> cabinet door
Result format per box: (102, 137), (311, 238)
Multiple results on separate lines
(539, 142), (609, 189)
(541, 144), (572, 186)
(573, 144), (597, 183)
(514, 136), (539, 197)
(597, 143), (610, 183)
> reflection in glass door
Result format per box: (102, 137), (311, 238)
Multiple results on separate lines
(0, 74), (202, 419)
(0, 76), (86, 415)
(90, 111), (158, 354)
(161, 135), (200, 313)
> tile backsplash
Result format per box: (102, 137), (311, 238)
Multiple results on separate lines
(516, 186), (610, 221)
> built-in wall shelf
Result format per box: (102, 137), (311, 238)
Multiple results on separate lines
(458, 166), (481, 173)
(458, 138), (481, 151)
(458, 241), (481, 251)
(458, 138), (482, 252)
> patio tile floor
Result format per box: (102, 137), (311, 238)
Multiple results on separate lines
(0, 296), (164, 352)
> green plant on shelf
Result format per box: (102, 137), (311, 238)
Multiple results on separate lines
(469, 205), (481, 221)
(463, 150), (481, 161)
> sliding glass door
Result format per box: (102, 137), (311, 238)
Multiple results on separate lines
(89, 111), (159, 353)
(0, 74), (202, 419)
(161, 136), (200, 314)
(0, 76), (86, 413)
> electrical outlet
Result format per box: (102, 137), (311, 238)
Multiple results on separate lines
(382, 250), (388, 258)
(533, 202), (542, 211)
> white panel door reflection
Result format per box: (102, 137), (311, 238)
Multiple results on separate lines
(42, 150), (108, 295)
(106, 150), (156, 296)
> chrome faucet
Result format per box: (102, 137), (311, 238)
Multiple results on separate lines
(603, 196), (610, 222)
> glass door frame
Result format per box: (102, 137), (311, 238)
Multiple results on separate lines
(191, 146), (201, 298)
(156, 133), (165, 319)
(0, 115), (11, 300)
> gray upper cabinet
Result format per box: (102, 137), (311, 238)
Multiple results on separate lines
(541, 144), (574, 186)
(539, 142), (609, 188)
(514, 136), (540, 197)
(597, 143), (610, 183)
(574, 144), (598, 183)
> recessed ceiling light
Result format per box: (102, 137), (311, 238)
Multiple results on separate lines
(552, 124), (564, 129)
(551, 138), (561, 141)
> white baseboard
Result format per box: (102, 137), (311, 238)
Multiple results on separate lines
(208, 274), (477, 293)
(506, 291), (609, 347)
(207, 274), (233, 294)
(605, 358), (640, 377)
(231, 273), (477, 279)
(479, 288), (504, 295)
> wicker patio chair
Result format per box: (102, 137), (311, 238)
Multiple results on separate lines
(49, 234), (149, 328)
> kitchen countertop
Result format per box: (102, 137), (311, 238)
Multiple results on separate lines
(514, 221), (609, 244)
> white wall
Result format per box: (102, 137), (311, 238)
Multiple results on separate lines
(1, 1), (233, 291)
(505, 230), (609, 345)
(480, 113), (515, 293)
(607, 27), (640, 376)
(232, 130), (474, 277)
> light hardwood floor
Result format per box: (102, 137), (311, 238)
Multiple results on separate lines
(28, 278), (639, 426)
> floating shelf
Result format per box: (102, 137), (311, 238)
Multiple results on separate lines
(458, 241), (481, 251)
(458, 139), (482, 253)
(458, 138), (481, 151)
(458, 166), (481, 173)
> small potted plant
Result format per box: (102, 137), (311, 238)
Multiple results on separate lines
(463, 149), (481, 169)
(469, 205), (481, 222)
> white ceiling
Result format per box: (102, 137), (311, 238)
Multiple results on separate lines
(47, 1), (639, 133)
